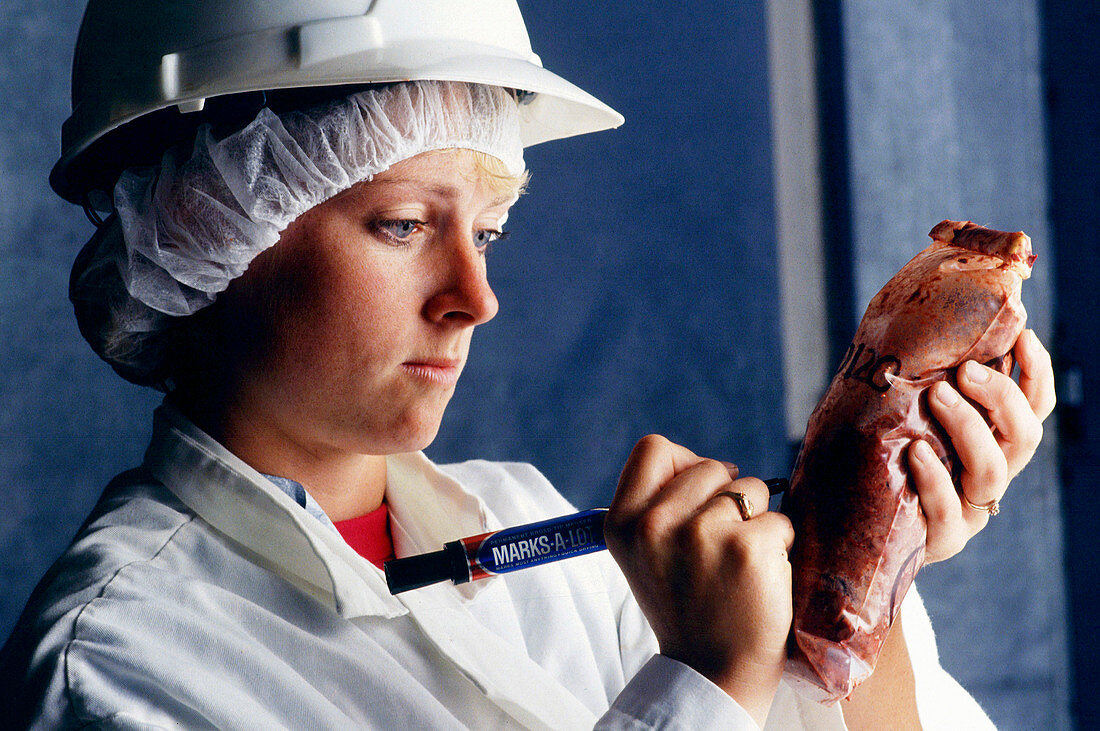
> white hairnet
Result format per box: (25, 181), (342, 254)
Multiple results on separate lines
(70, 81), (525, 386)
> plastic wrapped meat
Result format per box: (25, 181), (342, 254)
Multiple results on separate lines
(782, 220), (1035, 703)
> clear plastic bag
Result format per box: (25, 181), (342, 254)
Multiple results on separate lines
(782, 220), (1035, 703)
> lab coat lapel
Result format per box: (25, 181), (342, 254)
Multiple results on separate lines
(386, 453), (596, 729)
(146, 404), (405, 618)
(399, 583), (597, 730)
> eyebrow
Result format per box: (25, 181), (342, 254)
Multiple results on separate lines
(373, 178), (516, 209)
(487, 192), (518, 208)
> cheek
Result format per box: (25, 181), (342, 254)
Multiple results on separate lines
(273, 248), (418, 381)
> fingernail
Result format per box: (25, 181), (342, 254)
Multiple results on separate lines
(914, 440), (935, 462)
(934, 381), (959, 406)
(964, 360), (990, 383)
(720, 461), (740, 478)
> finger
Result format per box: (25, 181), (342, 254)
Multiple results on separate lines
(1015, 329), (1056, 421)
(706, 477), (772, 523)
(908, 440), (975, 561)
(728, 512), (796, 588)
(928, 381), (1008, 503)
(694, 488), (753, 541)
(613, 435), (706, 516)
(682, 478), (773, 560)
(639, 459), (747, 535)
(957, 360), (1044, 477)
(678, 486), (753, 563)
(725, 477), (772, 521)
(686, 499), (795, 565)
(743, 510), (796, 553)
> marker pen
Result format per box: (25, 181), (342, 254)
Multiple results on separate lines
(384, 477), (788, 594)
(384, 509), (607, 594)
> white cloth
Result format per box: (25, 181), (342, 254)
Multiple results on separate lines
(1, 404), (992, 729)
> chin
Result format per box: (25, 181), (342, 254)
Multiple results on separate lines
(397, 423), (442, 454)
(355, 409), (444, 456)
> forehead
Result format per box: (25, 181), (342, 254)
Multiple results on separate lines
(362, 148), (524, 205)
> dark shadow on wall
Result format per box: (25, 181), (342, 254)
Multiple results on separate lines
(810, 0), (858, 367)
(1043, 3), (1100, 728)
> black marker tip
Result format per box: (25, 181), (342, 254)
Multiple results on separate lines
(765, 478), (789, 495)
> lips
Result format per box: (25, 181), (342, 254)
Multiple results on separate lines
(400, 357), (463, 385)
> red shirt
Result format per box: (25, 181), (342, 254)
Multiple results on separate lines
(333, 502), (394, 570)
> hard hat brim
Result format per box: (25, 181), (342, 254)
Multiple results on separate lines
(52, 48), (623, 204)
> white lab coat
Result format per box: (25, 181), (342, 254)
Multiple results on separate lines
(1, 403), (993, 729)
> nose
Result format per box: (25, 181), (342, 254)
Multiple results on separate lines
(423, 231), (499, 326)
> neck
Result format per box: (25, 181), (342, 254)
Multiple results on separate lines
(170, 389), (388, 522)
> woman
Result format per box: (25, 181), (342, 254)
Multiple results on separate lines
(2, 1), (1054, 728)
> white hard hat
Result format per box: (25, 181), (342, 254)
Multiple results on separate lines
(52, 0), (624, 204)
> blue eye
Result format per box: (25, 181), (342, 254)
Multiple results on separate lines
(474, 229), (506, 251)
(374, 219), (423, 241)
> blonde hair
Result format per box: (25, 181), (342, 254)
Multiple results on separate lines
(422, 148), (530, 201)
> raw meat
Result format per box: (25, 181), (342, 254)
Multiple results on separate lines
(782, 220), (1034, 703)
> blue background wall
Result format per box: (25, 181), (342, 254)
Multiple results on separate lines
(1, 0), (166, 647)
(2, 1), (1089, 728)
(435, 2), (788, 505)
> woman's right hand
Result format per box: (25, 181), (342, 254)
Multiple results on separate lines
(603, 435), (795, 727)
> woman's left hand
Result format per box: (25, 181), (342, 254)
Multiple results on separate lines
(908, 329), (1057, 563)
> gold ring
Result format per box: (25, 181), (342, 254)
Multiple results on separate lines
(718, 490), (754, 520)
(963, 494), (1000, 516)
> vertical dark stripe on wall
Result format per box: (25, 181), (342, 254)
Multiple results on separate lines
(1042, 2), (1100, 728)
(810, 0), (857, 367)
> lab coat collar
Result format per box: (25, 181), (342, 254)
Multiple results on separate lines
(384, 451), (503, 602)
(380, 457), (596, 727)
(144, 403), (406, 619)
(143, 403), (503, 615)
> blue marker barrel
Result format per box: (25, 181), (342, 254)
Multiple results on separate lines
(463, 509), (608, 580)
